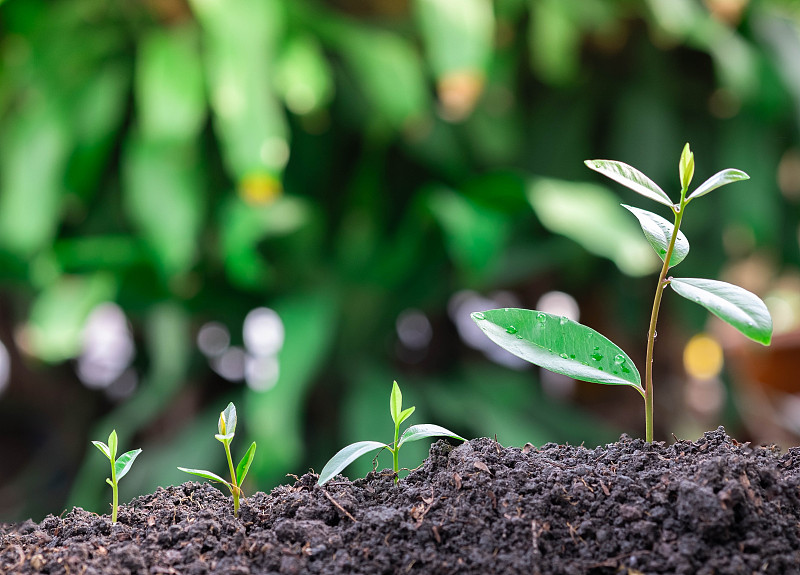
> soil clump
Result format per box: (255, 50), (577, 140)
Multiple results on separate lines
(2, 427), (800, 574)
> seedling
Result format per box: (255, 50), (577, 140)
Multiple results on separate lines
(92, 430), (142, 524)
(318, 381), (465, 485)
(472, 144), (772, 442)
(178, 402), (256, 517)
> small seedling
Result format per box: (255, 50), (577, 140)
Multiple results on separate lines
(318, 380), (465, 485)
(178, 402), (256, 517)
(472, 144), (772, 443)
(92, 430), (142, 524)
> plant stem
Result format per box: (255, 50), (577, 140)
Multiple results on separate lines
(392, 421), (400, 483)
(224, 442), (241, 517)
(644, 197), (686, 443)
(110, 462), (119, 524)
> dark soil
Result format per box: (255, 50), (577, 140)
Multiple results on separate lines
(3, 427), (800, 574)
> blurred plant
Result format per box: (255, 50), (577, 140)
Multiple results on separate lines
(318, 381), (464, 485)
(472, 145), (773, 442)
(91, 430), (142, 523)
(178, 402), (256, 517)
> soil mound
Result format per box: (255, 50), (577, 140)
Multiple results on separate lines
(3, 427), (800, 574)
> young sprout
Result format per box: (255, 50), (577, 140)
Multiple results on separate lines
(318, 381), (465, 485)
(472, 144), (772, 443)
(92, 430), (142, 524)
(178, 402), (256, 517)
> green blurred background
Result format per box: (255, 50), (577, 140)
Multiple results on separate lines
(2, 0), (800, 523)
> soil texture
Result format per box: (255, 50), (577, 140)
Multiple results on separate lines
(2, 427), (800, 574)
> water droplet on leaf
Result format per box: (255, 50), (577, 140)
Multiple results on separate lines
(590, 346), (603, 361)
(506, 325), (517, 334)
(614, 354), (626, 365)
(559, 353), (569, 359)
(473, 312), (485, 320)
(559, 316), (568, 326)
(536, 312), (547, 325)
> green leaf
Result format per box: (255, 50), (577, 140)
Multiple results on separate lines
(235, 442), (257, 487)
(390, 381), (403, 425)
(679, 143), (695, 190)
(92, 441), (111, 461)
(215, 432), (235, 444)
(584, 159), (674, 207)
(668, 278), (772, 345)
(317, 441), (388, 485)
(621, 204), (689, 268)
(471, 309), (642, 390)
(177, 467), (230, 485)
(108, 430), (118, 461)
(220, 402), (237, 436)
(397, 406), (416, 427)
(686, 169), (749, 201)
(115, 448), (142, 481)
(397, 424), (465, 448)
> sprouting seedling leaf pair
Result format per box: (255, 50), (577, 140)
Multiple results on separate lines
(472, 144), (772, 442)
(92, 430), (142, 524)
(178, 402), (256, 517)
(317, 381), (465, 485)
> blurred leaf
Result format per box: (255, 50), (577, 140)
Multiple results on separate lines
(528, 0), (581, 85)
(189, 0), (289, 180)
(0, 99), (70, 257)
(336, 28), (429, 130)
(65, 62), (130, 198)
(527, 178), (657, 276)
(415, 0), (493, 119)
(426, 187), (510, 281)
(136, 24), (206, 141)
(122, 135), (204, 278)
(274, 35), (334, 116)
(25, 273), (116, 363)
(220, 194), (311, 290)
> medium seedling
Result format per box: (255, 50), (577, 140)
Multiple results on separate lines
(92, 430), (142, 524)
(318, 381), (465, 485)
(178, 402), (256, 517)
(472, 144), (772, 442)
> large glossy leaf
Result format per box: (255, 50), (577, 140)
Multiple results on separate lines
(584, 159), (674, 207)
(235, 442), (257, 486)
(471, 309), (642, 391)
(397, 424), (465, 448)
(622, 204), (689, 267)
(115, 448), (142, 481)
(687, 169), (749, 201)
(669, 278), (772, 345)
(318, 441), (388, 485)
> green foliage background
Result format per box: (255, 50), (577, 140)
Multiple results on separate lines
(1, 0), (799, 522)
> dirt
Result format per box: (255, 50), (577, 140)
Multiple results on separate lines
(2, 427), (800, 575)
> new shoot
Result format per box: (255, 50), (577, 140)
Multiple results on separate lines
(178, 402), (256, 517)
(92, 430), (142, 524)
(318, 381), (465, 485)
(472, 144), (772, 442)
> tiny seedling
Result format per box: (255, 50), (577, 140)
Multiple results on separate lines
(318, 381), (465, 485)
(178, 402), (256, 517)
(472, 144), (772, 443)
(92, 430), (142, 524)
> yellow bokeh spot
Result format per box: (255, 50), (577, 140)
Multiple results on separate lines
(239, 173), (282, 206)
(683, 334), (724, 380)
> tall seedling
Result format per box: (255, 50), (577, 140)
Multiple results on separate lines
(472, 145), (772, 442)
